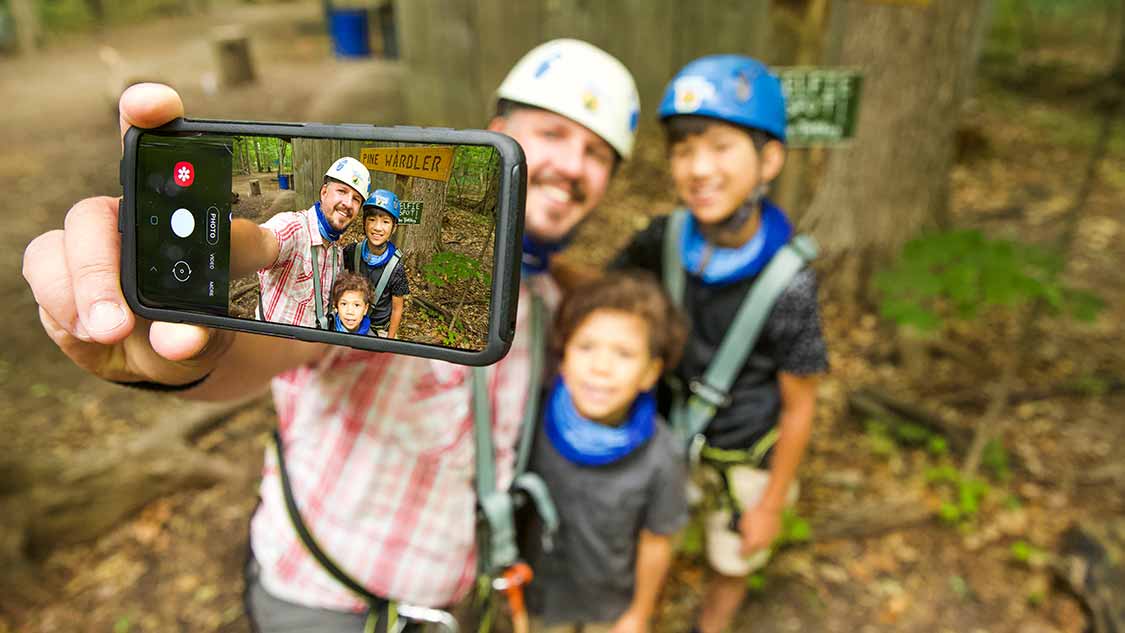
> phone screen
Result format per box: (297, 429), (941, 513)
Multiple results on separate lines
(131, 129), (510, 355)
(137, 135), (233, 316)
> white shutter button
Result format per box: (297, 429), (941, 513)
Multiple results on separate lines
(171, 208), (195, 238)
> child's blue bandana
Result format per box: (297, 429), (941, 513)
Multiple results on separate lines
(521, 234), (567, 277)
(361, 240), (396, 268)
(315, 201), (344, 243)
(544, 377), (656, 467)
(680, 199), (793, 285)
(334, 313), (371, 335)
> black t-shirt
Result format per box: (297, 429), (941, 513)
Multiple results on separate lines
(342, 242), (410, 327)
(610, 214), (829, 450)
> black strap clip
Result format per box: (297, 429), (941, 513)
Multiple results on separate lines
(688, 378), (732, 409)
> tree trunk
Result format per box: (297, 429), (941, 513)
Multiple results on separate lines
(396, 175), (446, 271)
(802, 0), (987, 265)
(253, 137), (264, 173)
(9, 0), (41, 55)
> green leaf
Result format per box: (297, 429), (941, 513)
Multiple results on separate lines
(927, 436), (949, 456)
(747, 572), (767, 592)
(939, 502), (962, 524)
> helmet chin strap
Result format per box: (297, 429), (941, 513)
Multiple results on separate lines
(708, 184), (768, 236)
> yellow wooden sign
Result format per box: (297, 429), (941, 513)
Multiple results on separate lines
(360, 146), (454, 182)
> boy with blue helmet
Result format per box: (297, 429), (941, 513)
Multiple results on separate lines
(611, 55), (829, 633)
(343, 188), (409, 338)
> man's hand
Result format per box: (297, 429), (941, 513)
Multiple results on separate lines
(22, 83), (230, 388)
(609, 607), (649, 633)
(738, 503), (782, 557)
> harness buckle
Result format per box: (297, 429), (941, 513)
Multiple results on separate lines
(688, 379), (732, 409)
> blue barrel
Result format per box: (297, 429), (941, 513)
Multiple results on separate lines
(278, 174), (291, 190)
(328, 8), (371, 58)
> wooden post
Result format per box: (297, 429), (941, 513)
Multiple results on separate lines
(250, 179), (262, 196)
(212, 26), (255, 88)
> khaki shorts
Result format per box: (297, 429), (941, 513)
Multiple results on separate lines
(531, 619), (615, 633)
(689, 464), (799, 578)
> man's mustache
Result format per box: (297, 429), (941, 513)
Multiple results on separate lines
(532, 174), (587, 205)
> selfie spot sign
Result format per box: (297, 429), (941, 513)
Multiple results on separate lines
(777, 67), (864, 147)
(399, 200), (423, 224)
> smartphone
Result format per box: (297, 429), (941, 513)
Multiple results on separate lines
(119, 118), (525, 366)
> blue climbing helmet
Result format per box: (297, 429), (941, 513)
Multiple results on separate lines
(363, 189), (400, 222)
(657, 55), (788, 143)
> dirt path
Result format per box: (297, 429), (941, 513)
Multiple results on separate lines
(2, 4), (1123, 633)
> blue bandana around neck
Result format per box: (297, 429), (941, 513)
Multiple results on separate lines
(680, 199), (793, 285)
(361, 240), (396, 267)
(315, 201), (344, 243)
(334, 313), (371, 335)
(544, 377), (656, 467)
(521, 234), (567, 277)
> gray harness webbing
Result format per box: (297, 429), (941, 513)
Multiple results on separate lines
(354, 245), (402, 311)
(471, 293), (556, 576)
(663, 209), (818, 450)
(310, 241), (338, 330)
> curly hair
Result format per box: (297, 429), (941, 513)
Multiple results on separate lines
(552, 271), (688, 369)
(330, 272), (372, 307)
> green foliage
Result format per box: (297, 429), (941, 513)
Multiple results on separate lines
(948, 575), (972, 600)
(982, 439), (1012, 482)
(877, 230), (1103, 332)
(679, 519), (705, 556)
(1011, 540), (1049, 568)
(927, 436), (949, 456)
(746, 572), (767, 592)
(777, 508), (812, 547)
(422, 252), (489, 289)
(113, 616), (131, 633)
(926, 465), (991, 526)
(864, 421), (897, 458)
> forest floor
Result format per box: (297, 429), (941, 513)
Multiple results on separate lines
(1, 3), (1122, 633)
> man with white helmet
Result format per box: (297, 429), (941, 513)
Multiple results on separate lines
(231, 156), (370, 330)
(23, 39), (639, 633)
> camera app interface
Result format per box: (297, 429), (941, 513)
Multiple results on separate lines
(135, 132), (502, 352)
(137, 134), (232, 316)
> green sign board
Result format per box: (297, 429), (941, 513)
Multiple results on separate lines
(778, 68), (864, 147)
(399, 200), (423, 224)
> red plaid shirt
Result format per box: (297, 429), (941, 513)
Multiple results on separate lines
(250, 276), (561, 611)
(258, 206), (341, 328)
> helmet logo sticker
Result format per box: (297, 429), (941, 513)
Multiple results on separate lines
(335, 161), (346, 171)
(672, 76), (716, 114)
(534, 51), (562, 79)
(735, 72), (752, 102)
(581, 84), (601, 113)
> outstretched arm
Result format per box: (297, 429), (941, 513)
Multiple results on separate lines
(22, 83), (323, 401)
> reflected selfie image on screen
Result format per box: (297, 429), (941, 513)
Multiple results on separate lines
(131, 126), (512, 356)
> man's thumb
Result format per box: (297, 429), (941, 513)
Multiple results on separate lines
(150, 322), (213, 361)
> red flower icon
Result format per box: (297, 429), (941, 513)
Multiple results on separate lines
(174, 161), (195, 187)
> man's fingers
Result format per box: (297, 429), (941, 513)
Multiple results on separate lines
(24, 229), (84, 338)
(63, 197), (135, 343)
(119, 83), (184, 145)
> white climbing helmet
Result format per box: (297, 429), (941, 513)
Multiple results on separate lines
(324, 157), (371, 200)
(496, 39), (640, 160)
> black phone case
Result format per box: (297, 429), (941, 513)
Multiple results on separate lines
(120, 118), (525, 366)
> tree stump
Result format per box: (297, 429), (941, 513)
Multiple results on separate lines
(212, 27), (255, 88)
(250, 179), (261, 196)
